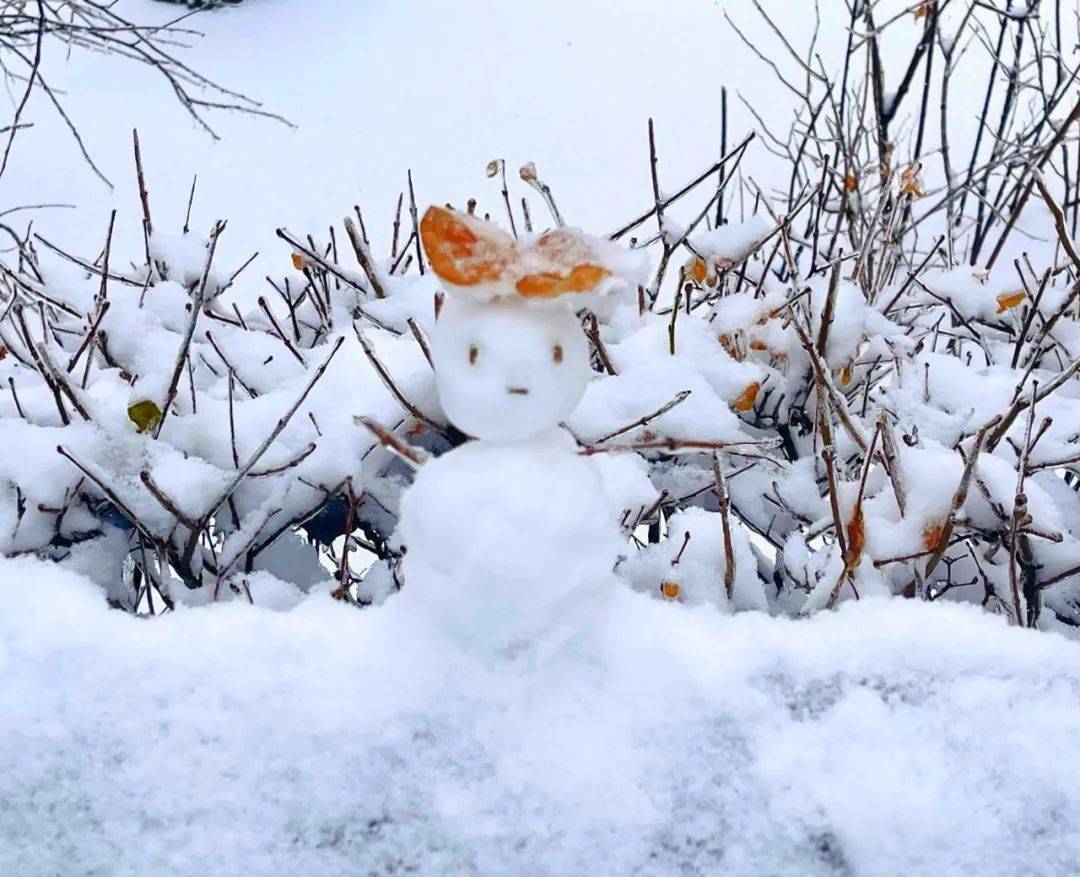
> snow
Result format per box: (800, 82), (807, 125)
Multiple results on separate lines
(692, 214), (773, 264)
(400, 266), (623, 651)
(4, 555), (1080, 876)
(0, 0), (836, 280)
(431, 297), (592, 441)
(4, 0), (1080, 872)
(620, 505), (767, 610)
(397, 428), (621, 654)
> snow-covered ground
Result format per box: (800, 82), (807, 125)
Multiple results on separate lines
(3, 554), (1080, 877)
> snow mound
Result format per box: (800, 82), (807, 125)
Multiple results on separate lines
(3, 555), (1080, 876)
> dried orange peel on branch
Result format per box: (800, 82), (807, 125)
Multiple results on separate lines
(419, 205), (612, 300)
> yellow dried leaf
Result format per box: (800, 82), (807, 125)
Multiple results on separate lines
(845, 507), (866, 566)
(996, 291), (1026, 314)
(914, 1), (933, 20)
(291, 252), (305, 271)
(718, 333), (739, 358)
(899, 163), (925, 198)
(899, 178), (925, 198)
(687, 257), (709, 285)
(844, 174), (858, 192)
(732, 381), (760, 413)
(922, 522), (945, 552)
(127, 399), (162, 434)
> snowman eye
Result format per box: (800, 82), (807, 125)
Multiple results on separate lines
(468, 344), (479, 365)
(552, 344), (564, 364)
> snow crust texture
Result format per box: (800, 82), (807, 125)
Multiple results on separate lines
(3, 556), (1079, 877)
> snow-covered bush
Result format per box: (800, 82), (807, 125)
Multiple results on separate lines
(151, 0), (247, 7)
(1, 1), (1079, 633)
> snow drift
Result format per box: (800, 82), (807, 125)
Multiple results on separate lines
(2, 555), (1079, 876)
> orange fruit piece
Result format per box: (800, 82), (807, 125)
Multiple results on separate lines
(421, 206), (612, 298)
(420, 205), (514, 286)
(731, 382), (760, 413)
(516, 264), (610, 298)
(517, 229), (611, 297)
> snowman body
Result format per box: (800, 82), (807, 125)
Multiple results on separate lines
(395, 216), (625, 653)
(399, 427), (620, 652)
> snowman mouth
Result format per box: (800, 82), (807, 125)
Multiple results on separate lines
(506, 387), (530, 396)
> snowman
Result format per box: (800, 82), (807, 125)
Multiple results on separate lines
(395, 206), (629, 654)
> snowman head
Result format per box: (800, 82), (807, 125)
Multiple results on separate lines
(432, 296), (590, 441)
(420, 206), (617, 441)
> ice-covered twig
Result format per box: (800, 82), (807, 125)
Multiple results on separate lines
(923, 418), (999, 579)
(1008, 390), (1039, 626)
(712, 452), (737, 601)
(354, 416), (428, 469)
(983, 97), (1080, 270)
(155, 220), (223, 438)
(277, 228), (366, 296)
(985, 356), (1080, 451)
(519, 162), (564, 228)
(876, 410), (908, 518)
(407, 318), (434, 370)
(355, 328), (442, 431)
(582, 311), (617, 376)
(257, 297), (307, 366)
(793, 320), (870, 452)
(594, 390), (692, 445)
(180, 336), (346, 569)
(610, 133), (755, 241)
(486, 159), (518, 239)
(1032, 172), (1080, 272)
(139, 470), (198, 530)
(344, 215), (388, 300)
(247, 443), (318, 479)
(579, 436), (780, 456)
